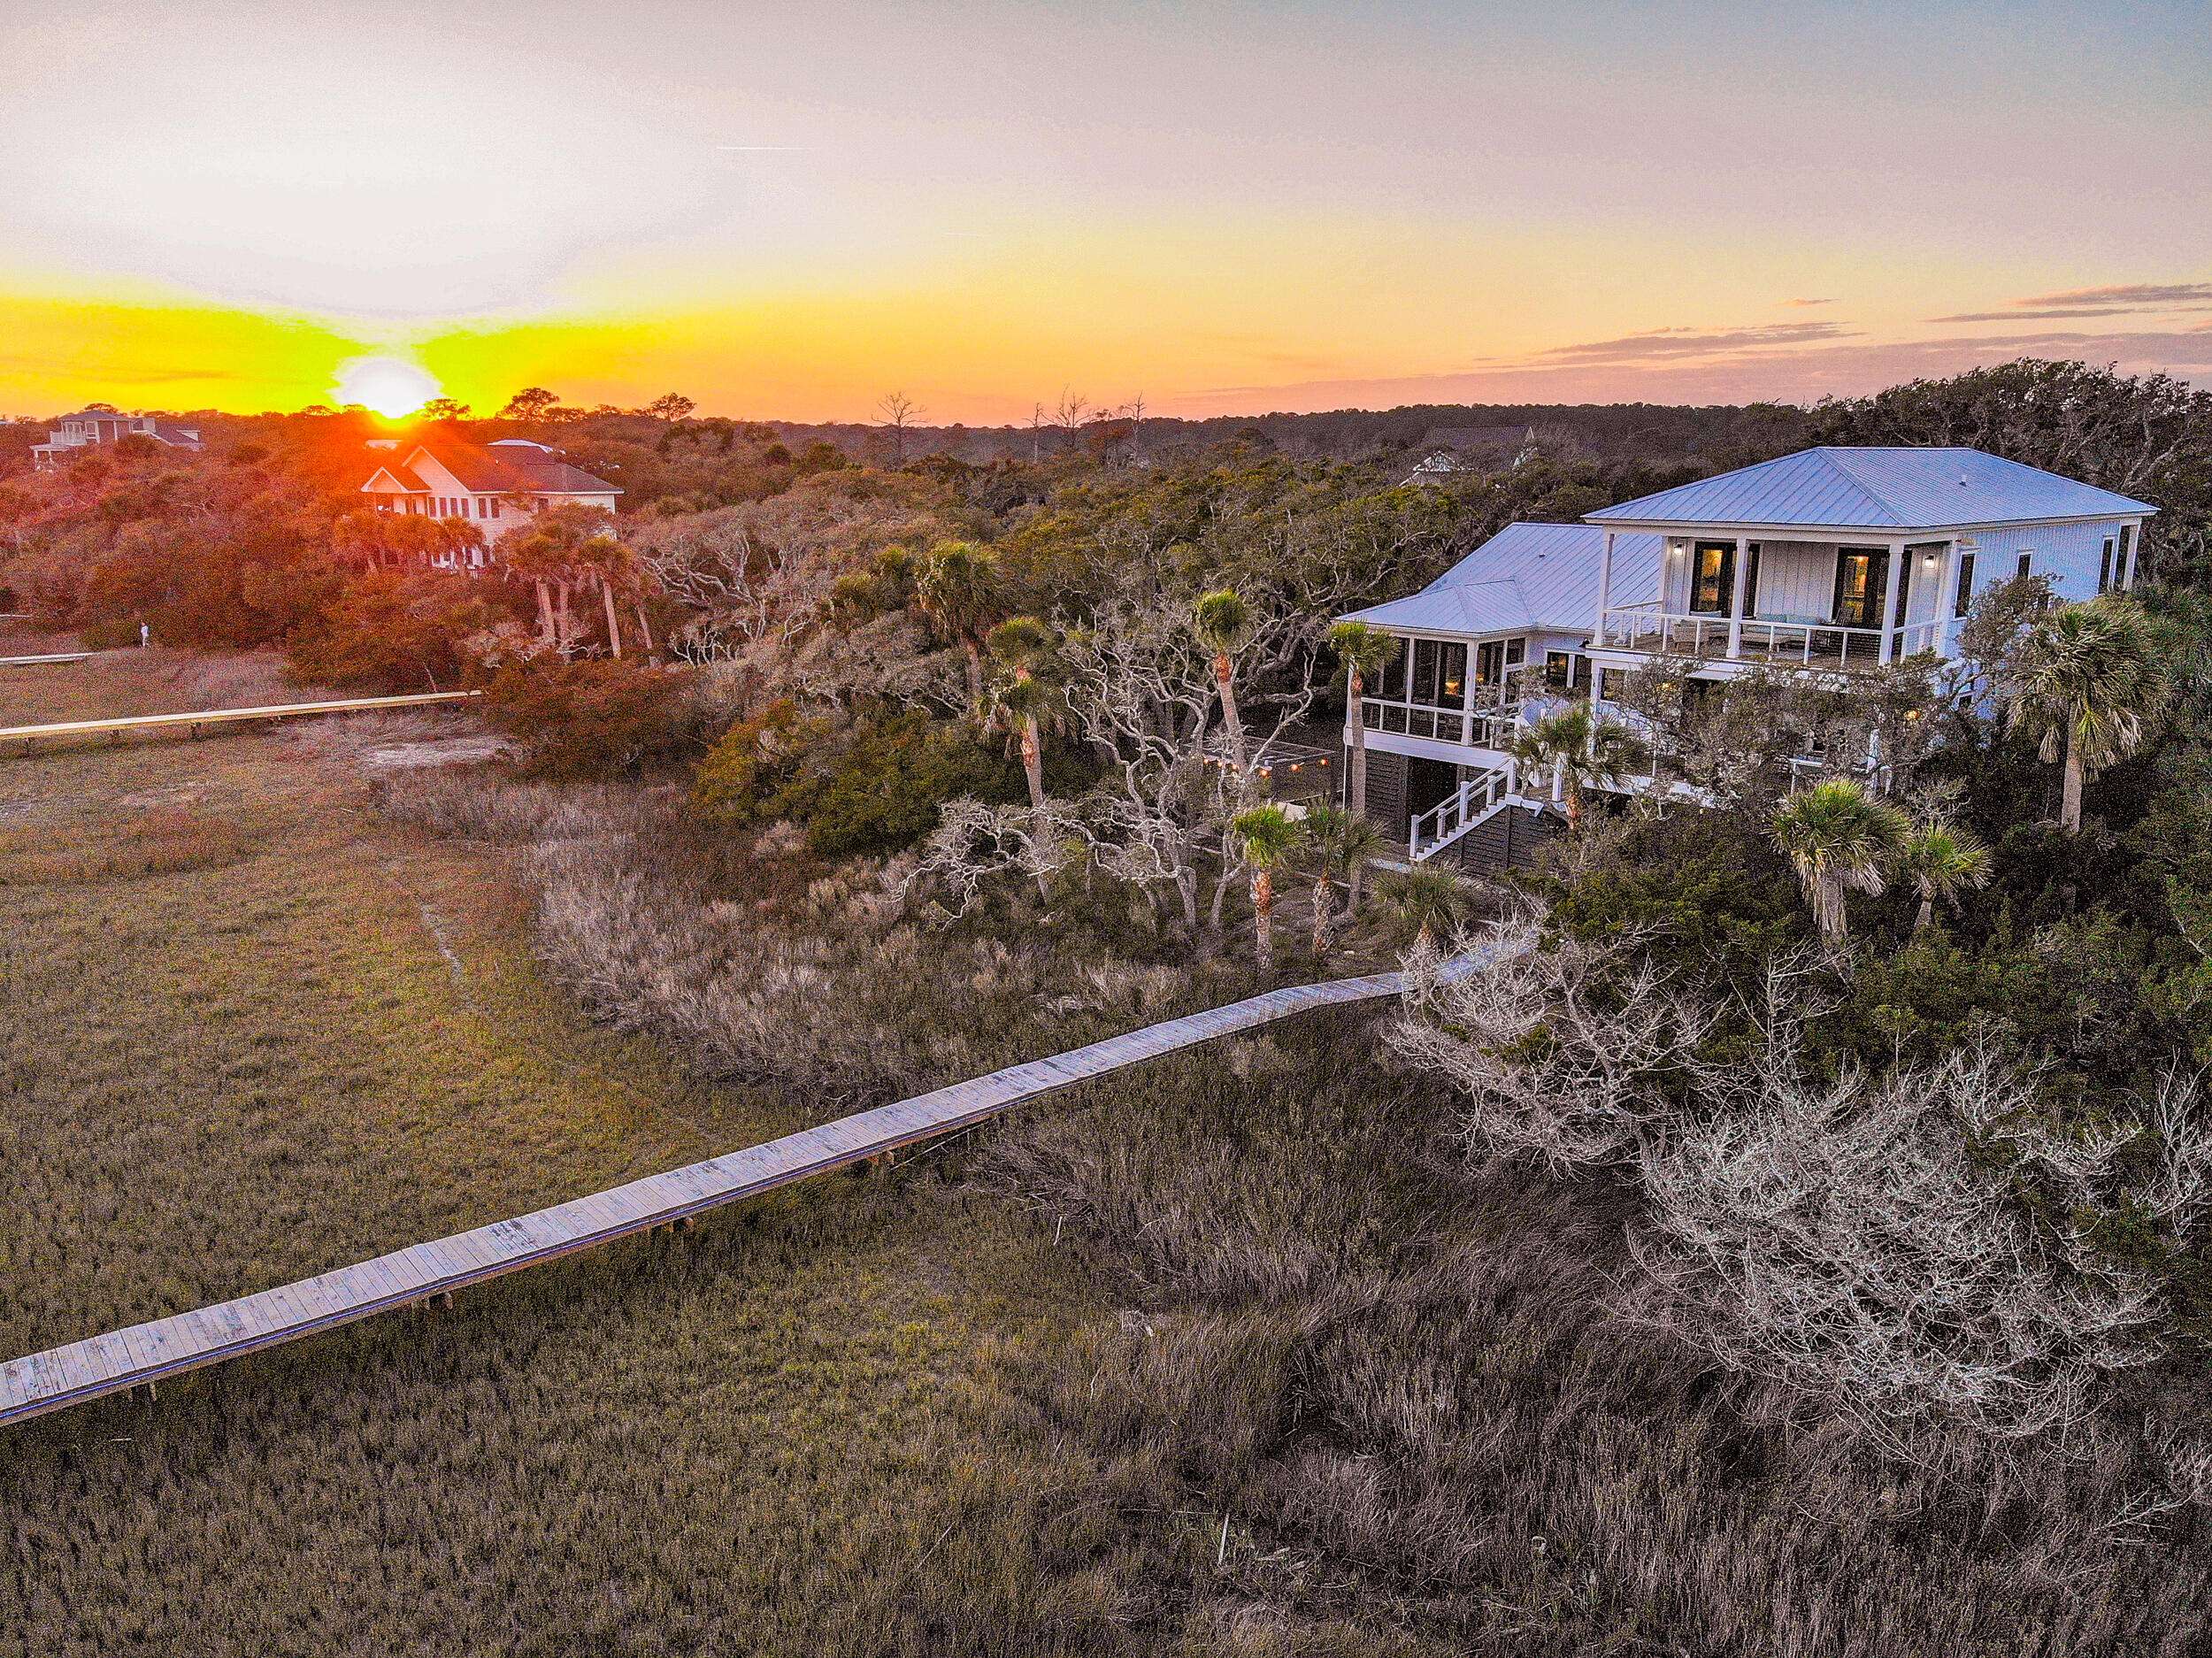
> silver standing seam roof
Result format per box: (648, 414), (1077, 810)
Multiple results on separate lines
(1338, 522), (1661, 637)
(1587, 446), (2156, 531)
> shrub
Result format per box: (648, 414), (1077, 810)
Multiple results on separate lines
(481, 658), (705, 779)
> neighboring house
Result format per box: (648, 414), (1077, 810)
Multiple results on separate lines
(358, 438), (621, 564)
(31, 409), (204, 468)
(1338, 446), (2156, 867)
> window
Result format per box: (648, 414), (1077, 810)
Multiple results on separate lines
(1502, 637), (1525, 667)
(2118, 524), (2135, 588)
(1688, 541), (1735, 614)
(1742, 543), (1763, 615)
(489, 499), (502, 520)
(1438, 641), (1467, 704)
(1832, 548), (1888, 629)
(2099, 538), (2116, 594)
(1474, 640), (1502, 687)
(1376, 641), (1406, 702)
(1545, 650), (1578, 689)
(1954, 550), (1976, 618)
(2016, 551), (2032, 581)
(1411, 638), (1440, 706)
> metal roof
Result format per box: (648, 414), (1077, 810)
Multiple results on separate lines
(361, 442), (622, 497)
(1339, 522), (1659, 637)
(1587, 447), (2155, 531)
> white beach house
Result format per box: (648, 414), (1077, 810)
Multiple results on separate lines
(1338, 446), (2156, 869)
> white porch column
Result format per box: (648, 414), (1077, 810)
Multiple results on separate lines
(1877, 538), (1905, 665)
(1595, 531), (1617, 645)
(1932, 538), (1964, 656)
(1726, 533), (1750, 657)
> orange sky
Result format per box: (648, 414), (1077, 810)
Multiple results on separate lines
(4, 1), (2208, 423)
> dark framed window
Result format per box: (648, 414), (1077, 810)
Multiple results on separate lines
(1474, 640), (1503, 686)
(1438, 641), (1467, 704)
(1375, 640), (1406, 702)
(1545, 650), (1578, 689)
(1832, 547), (1888, 629)
(1688, 541), (1735, 614)
(2099, 538), (2116, 593)
(1411, 638), (1440, 706)
(1742, 543), (1763, 615)
(1502, 636), (1526, 667)
(1954, 550), (1976, 618)
(2117, 524), (2135, 587)
(2016, 551), (2032, 581)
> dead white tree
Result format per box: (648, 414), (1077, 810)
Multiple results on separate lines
(1624, 1029), (2210, 1462)
(1389, 917), (1717, 1172)
(906, 797), (1076, 917)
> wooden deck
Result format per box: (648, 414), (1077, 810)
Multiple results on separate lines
(0, 651), (95, 667)
(0, 947), (1508, 1428)
(0, 690), (481, 750)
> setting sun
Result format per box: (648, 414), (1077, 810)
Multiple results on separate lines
(333, 355), (439, 420)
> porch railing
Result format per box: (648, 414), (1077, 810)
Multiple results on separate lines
(1599, 607), (1944, 669)
(1359, 698), (1521, 749)
(1409, 764), (1515, 861)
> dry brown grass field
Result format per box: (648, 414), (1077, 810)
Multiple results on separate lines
(4, 635), (2204, 1657)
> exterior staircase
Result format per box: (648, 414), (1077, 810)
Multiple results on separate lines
(1409, 764), (1530, 862)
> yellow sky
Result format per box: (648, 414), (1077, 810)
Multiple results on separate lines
(3, 1), (2208, 423)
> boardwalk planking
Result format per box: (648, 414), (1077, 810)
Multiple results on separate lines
(0, 945), (1511, 1428)
(0, 652), (95, 667)
(0, 689), (481, 748)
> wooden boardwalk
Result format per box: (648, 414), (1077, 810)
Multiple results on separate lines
(0, 689), (481, 751)
(0, 651), (95, 667)
(0, 948), (1503, 1428)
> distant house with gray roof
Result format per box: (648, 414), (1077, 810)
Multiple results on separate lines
(32, 409), (204, 468)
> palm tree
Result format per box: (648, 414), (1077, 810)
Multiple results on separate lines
(1193, 588), (1256, 770)
(1300, 803), (1386, 954)
(1378, 866), (1477, 949)
(987, 616), (1057, 811)
(918, 541), (1002, 718)
(1504, 704), (1646, 833)
(1328, 621), (1399, 821)
(1230, 805), (1303, 971)
(1896, 819), (1993, 933)
(1770, 779), (1909, 952)
(2003, 597), (2172, 834)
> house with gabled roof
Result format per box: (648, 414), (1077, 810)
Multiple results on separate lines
(32, 409), (204, 468)
(358, 438), (620, 562)
(1336, 446), (2156, 869)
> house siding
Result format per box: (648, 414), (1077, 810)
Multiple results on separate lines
(1967, 519), (2131, 603)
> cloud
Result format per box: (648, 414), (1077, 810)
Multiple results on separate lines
(2017, 282), (2212, 307)
(1786, 297), (1836, 307)
(1166, 327), (2212, 417)
(1933, 281), (2212, 323)
(1492, 320), (1858, 367)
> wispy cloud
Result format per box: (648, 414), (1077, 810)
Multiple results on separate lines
(1786, 297), (1836, 307)
(1932, 280), (2212, 323)
(1494, 320), (1858, 367)
(1170, 327), (2212, 417)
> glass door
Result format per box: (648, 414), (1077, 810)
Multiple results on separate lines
(1832, 547), (1888, 628)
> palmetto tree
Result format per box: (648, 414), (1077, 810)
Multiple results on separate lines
(1896, 819), (1993, 933)
(1230, 805), (1303, 971)
(1300, 802), (1386, 954)
(2003, 596), (2172, 835)
(1770, 778), (1909, 952)
(987, 616), (1058, 811)
(1379, 866), (1478, 949)
(1504, 703), (1646, 833)
(1328, 621), (1398, 820)
(1193, 588), (1256, 770)
(918, 540), (1002, 718)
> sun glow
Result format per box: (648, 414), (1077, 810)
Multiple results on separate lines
(333, 356), (440, 420)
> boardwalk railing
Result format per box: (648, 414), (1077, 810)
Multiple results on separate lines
(1, 690), (481, 751)
(0, 949), (1508, 1428)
